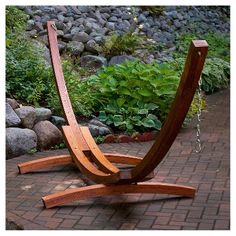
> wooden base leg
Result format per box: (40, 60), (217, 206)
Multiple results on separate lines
(42, 182), (196, 208)
(18, 155), (73, 174)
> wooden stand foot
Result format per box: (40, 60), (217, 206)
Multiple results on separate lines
(42, 182), (196, 208)
(18, 155), (73, 174)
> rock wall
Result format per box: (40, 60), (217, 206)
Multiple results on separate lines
(19, 6), (229, 63)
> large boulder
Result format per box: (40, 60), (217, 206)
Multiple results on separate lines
(80, 55), (107, 69)
(15, 106), (36, 129)
(6, 128), (37, 159)
(33, 121), (63, 150)
(35, 107), (52, 122)
(6, 103), (21, 127)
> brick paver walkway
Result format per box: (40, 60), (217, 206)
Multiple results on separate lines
(6, 89), (230, 230)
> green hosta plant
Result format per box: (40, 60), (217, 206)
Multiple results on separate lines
(91, 60), (181, 133)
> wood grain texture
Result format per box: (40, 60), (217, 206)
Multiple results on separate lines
(42, 182), (196, 208)
(62, 125), (120, 184)
(80, 127), (119, 174)
(18, 155), (73, 174)
(126, 40), (208, 183)
(104, 153), (142, 165)
(47, 21), (89, 152)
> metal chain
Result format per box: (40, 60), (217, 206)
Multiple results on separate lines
(195, 76), (203, 153)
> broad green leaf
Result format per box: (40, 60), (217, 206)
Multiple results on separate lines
(117, 97), (126, 107)
(138, 89), (153, 97)
(138, 109), (148, 115)
(119, 87), (131, 95)
(98, 111), (107, 122)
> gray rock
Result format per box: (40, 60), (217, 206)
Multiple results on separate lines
(35, 107), (52, 122)
(85, 39), (98, 53)
(109, 55), (137, 65)
(77, 6), (90, 13)
(6, 103), (21, 127)
(6, 128), (37, 159)
(50, 116), (66, 128)
(28, 29), (38, 37)
(6, 98), (20, 110)
(122, 13), (131, 20)
(177, 13), (184, 20)
(67, 41), (85, 55)
(33, 121), (63, 150)
(88, 124), (111, 137)
(94, 35), (105, 45)
(56, 30), (64, 37)
(80, 55), (107, 69)
(63, 34), (73, 42)
(57, 14), (65, 22)
(84, 22), (93, 34)
(72, 31), (89, 43)
(173, 19), (181, 28)
(138, 14), (147, 23)
(15, 106), (36, 129)
(106, 22), (115, 31)
(26, 19), (35, 31)
(109, 16), (118, 22)
(34, 21), (44, 32)
(88, 118), (112, 136)
(70, 27), (81, 35)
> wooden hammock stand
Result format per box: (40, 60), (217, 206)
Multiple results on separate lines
(18, 21), (208, 209)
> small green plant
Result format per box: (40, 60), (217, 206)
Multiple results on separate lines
(140, 6), (165, 16)
(170, 57), (230, 94)
(97, 31), (144, 57)
(94, 136), (105, 144)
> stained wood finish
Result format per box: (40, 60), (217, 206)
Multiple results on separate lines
(126, 40), (208, 183)
(17, 21), (206, 208)
(42, 182), (196, 208)
(62, 125), (120, 184)
(80, 127), (119, 174)
(47, 21), (89, 152)
(18, 155), (73, 174)
(17, 153), (142, 175)
(104, 153), (142, 165)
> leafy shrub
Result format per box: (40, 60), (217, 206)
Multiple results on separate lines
(6, 6), (27, 35)
(170, 57), (230, 94)
(89, 60), (182, 133)
(97, 31), (144, 57)
(175, 32), (230, 62)
(6, 6), (53, 106)
(46, 61), (101, 117)
(6, 36), (52, 105)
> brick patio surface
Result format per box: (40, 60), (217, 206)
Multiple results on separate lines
(6, 89), (230, 230)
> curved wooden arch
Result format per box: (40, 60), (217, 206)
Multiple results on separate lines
(17, 21), (208, 208)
